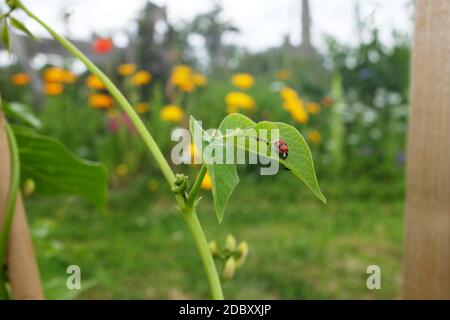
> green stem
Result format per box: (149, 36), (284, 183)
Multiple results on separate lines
(14, 0), (223, 299)
(0, 122), (20, 300)
(182, 207), (224, 300)
(186, 165), (207, 206)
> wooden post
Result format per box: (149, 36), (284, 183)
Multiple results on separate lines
(404, 0), (450, 299)
(0, 112), (44, 299)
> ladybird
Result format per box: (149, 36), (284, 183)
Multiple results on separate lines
(274, 139), (289, 159)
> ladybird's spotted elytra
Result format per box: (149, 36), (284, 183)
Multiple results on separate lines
(274, 139), (289, 160)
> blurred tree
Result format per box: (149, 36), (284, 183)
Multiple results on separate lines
(135, 1), (171, 78)
(187, 4), (239, 71)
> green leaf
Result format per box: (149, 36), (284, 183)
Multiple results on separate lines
(190, 116), (241, 223)
(1, 20), (11, 51)
(9, 17), (38, 40)
(252, 121), (326, 203)
(190, 113), (326, 222)
(218, 113), (255, 134)
(3, 102), (42, 130)
(219, 114), (325, 203)
(12, 126), (108, 211)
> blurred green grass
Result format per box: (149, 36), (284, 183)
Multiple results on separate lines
(27, 172), (404, 299)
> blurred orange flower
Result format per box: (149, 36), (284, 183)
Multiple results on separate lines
(44, 67), (66, 83)
(321, 96), (334, 107)
(63, 71), (77, 84)
(86, 74), (106, 90)
(231, 73), (254, 90)
(44, 67), (76, 84)
(132, 71), (152, 86)
(276, 69), (291, 80)
(309, 130), (321, 144)
(44, 83), (64, 96)
(135, 102), (150, 114)
(306, 102), (321, 114)
(117, 64), (136, 76)
(11, 73), (30, 86)
(88, 94), (114, 109)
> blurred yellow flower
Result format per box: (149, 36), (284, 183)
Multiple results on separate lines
(44, 83), (64, 96)
(290, 105), (309, 124)
(170, 65), (195, 92)
(306, 102), (321, 114)
(132, 70), (152, 86)
(116, 163), (128, 177)
(135, 102), (150, 114)
(159, 105), (184, 122)
(117, 63), (136, 76)
(11, 73), (30, 86)
(193, 73), (207, 87)
(188, 143), (201, 164)
(86, 74), (106, 90)
(226, 105), (239, 114)
(225, 92), (255, 111)
(280, 87), (309, 124)
(276, 69), (291, 80)
(282, 96), (304, 112)
(179, 80), (195, 93)
(231, 73), (254, 90)
(280, 87), (298, 101)
(309, 130), (321, 144)
(88, 94), (114, 109)
(201, 172), (212, 190)
(172, 64), (192, 75)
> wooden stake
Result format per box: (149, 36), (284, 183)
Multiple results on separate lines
(404, 0), (450, 299)
(0, 112), (44, 299)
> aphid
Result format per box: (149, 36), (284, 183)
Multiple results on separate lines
(274, 139), (289, 160)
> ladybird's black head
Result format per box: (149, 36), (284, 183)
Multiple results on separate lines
(280, 152), (288, 160)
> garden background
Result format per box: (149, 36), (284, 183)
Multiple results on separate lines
(0, 0), (413, 299)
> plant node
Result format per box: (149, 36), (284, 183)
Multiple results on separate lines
(171, 173), (189, 197)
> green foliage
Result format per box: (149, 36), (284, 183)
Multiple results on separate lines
(3, 101), (42, 129)
(12, 126), (108, 211)
(29, 175), (404, 299)
(190, 116), (240, 222)
(9, 16), (37, 39)
(190, 113), (325, 222)
(1, 19), (10, 51)
(253, 121), (326, 203)
(329, 75), (345, 174)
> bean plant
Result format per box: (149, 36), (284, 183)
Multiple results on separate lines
(0, 0), (325, 299)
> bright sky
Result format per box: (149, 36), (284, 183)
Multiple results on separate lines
(10, 0), (413, 52)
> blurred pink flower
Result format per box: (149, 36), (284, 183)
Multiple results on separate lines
(107, 116), (119, 133)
